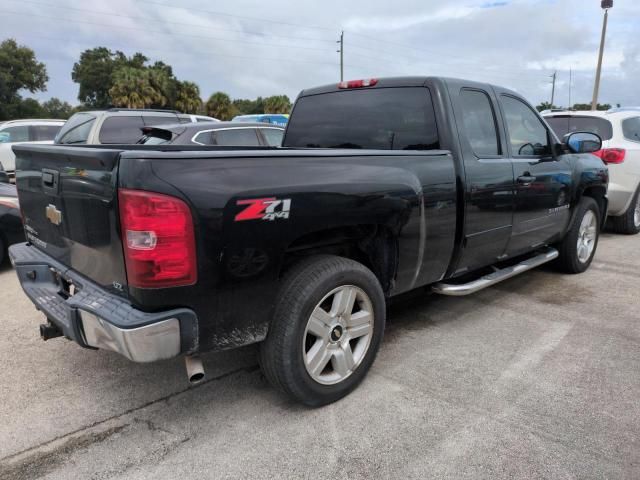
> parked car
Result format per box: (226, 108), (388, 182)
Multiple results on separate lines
(0, 119), (65, 176)
(138, 122), (285, 146)
(232, 114), (289, 126)
(55, 109), (185, 145)
(178, 114), (220, 123)
(0, 182), (23, 265)
(544, 109), (640, 234)
(10, 76), (607, 406)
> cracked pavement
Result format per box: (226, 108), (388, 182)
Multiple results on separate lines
(0, 232), (638, 479)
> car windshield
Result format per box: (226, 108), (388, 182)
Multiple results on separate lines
(545, 115), (613, 141)
(56, 113), (96, 144)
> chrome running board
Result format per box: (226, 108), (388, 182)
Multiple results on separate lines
(432, 248), (559, 296)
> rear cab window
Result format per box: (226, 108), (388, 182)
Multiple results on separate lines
(260, 128), (284, 146)
(56, 113), (96, 144)
(284, 87), (440, 150)
(545, 115), (613, 142)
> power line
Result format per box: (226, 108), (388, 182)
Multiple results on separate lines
(8, 0), (336, 45)
(136, 0), (335, 32)
(0, 10), (332, 53)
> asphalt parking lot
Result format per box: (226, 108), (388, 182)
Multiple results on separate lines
(0, 232), (638, 480)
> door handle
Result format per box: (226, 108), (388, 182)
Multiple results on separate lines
(517, 175), (536, 186)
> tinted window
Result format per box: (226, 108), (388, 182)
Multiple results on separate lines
(1, 125), (29, 142)
(545, 115), (613, 141)
(143, 115), (179, 126)
(56, 113), (96, 144)
(261, 128), (284, 146)
(459, 90), (500, 156)
(501, 96), (550, 156)
(284, 87), (440, 150)
(31, 125), (62, 141)
(622, 117), (640, 143)
(214, 129), (260, 146)
(99, 116), (144, 144)
(192, 131), (214, 145)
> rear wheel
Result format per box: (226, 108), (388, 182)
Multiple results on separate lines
(556, 197), (600, 273)
(260, 255), (385, 406)
(611, 187), (640, 235)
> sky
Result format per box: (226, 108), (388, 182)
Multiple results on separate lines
(2, 0), (639, 107)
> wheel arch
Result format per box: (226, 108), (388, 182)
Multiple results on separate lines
(281, 224), (399, 295)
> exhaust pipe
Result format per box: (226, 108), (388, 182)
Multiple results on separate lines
(185, 355), (205, 384)
(40, 321), (63, 341)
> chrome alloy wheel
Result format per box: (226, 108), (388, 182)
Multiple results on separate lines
(577, 210), (597, 263)
(634, 194), (640, 228)
(302, 285), (374, 385)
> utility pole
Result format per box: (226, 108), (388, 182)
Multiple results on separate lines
(337, 31), (344, 82)
(592, 1), (613, 110)
(550, 71), (557, 107)
(568, 67), (573, 110)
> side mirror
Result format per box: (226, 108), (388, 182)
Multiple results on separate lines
(564, 131), (602, 154)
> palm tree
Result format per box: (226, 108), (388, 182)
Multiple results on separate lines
(109, 67), (163, 109)
(205, 92), (235, 120)
(175, 81), (202, 114)
(263, 95), (291, 114)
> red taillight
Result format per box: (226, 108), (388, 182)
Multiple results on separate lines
(338, 78), (378, 89)
(118, 189), (197, 288)
(594, 148), (626, 164)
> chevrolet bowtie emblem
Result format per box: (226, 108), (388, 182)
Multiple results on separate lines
(45, 204), (62, 226)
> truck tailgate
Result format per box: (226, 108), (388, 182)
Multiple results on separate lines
(13, 145), (127, 294)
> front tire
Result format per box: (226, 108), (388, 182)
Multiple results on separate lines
(556, 197), (600, 273)
(611, 187), (640, 235)
(260, 255), (386, 407)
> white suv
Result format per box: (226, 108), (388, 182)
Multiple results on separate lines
(544, 109), (640, 234)
(0, 119), (65, 175)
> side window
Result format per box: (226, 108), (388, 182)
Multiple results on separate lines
(622, 117), (640, 143)
(56, 113), (96, 144)
(214, 129), (261, 146)
(261, 128), (284, 147)
(459, 90), (500, 156)
(31, 125), (62, 141)
(501, 96), (551, 156)
(1, 125), (29, 143)
(192, 131), (214, 145)
(143, 115), (179, 126)
(99, 116), (144, 144)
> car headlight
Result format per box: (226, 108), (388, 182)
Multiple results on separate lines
(0, 196), (19, 209)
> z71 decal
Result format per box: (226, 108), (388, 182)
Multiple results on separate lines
(235, 197), (292, 222)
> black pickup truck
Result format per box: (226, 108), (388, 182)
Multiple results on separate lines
(10, 77), (607, 406)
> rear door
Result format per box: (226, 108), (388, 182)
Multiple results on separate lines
(497, 93), (573, 255)
(448, 84), (515, 274)
(14, 145), (127, 293)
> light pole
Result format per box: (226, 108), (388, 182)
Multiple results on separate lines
(591, 0), (613, 110)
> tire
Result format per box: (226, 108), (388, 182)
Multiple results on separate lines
(556, 197), (600, 274)
(259, 255), (386, 407)
(611, 187), (640, 235)
(0, 235), (5, 266)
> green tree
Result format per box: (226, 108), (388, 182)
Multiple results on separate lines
(109, 67), (163, 109)
(205, 92), (235, 120)
(41, 97), (74, 118)
(15, 98), (45, 118)
(263, 95), (291, 114)
(0, 38), (48, 120)
(71, 47), (147, 107)
(175, 81), (202, 114)
(535, 102), (560, 112)
(571, 103), (611, 111)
